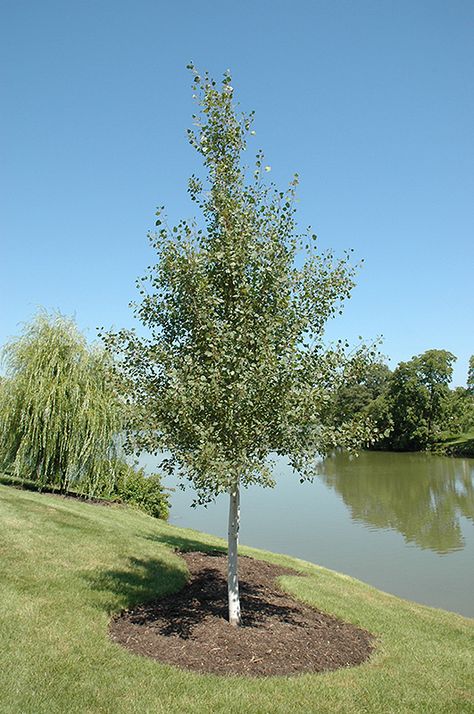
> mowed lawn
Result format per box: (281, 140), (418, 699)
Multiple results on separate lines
(0, 484), (473, 714)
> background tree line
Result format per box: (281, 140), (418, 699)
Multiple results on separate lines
(328, 350), (474, 453)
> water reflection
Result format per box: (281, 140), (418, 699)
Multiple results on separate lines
(320, 452), (474, 554)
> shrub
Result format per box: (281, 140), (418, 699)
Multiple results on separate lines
(105, 460), (170, 520)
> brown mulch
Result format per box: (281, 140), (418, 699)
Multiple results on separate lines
(109, 551), (375, 677)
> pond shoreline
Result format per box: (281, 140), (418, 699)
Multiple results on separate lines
(156, 450), (474, 618)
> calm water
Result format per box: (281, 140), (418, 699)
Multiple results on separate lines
(141, 451), (474, 618)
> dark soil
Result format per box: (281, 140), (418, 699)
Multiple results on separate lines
(110, 551), (375, 677)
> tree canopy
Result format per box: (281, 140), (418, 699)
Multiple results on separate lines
(105, 66), (378, 624)
(0, 312), (124, 496)
(328, 348), (474, 452)
(467, 355), (474, 394)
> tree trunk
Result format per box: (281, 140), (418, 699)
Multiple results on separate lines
(227, 479), (241, 626)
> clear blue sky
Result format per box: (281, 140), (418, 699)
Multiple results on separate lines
(1, 0), (473, 385)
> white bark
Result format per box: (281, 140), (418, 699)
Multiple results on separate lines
(227, 480), (241, 626)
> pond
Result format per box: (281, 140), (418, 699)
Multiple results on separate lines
(140, 450), (474, 618)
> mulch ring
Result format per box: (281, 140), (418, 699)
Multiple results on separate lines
(110, 551), (375, 677)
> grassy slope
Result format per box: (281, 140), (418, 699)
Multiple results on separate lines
(441, 431), (474, 457)
(0, 485), (473, 714)
(435, 430), (474, 457)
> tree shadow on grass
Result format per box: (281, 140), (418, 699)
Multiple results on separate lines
(143, 531), (227, 555)
(84, 556), (188, 613)
(83, 531), (226, 615)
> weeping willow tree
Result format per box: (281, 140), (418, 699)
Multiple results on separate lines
(105, 66), (377, 626)
(0, 312), (124, 495)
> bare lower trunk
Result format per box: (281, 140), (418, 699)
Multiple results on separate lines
(227, 480), (241, 626)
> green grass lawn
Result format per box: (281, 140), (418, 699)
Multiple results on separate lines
(0, 484), (473, 714)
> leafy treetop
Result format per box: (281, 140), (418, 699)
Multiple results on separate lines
(104, 65), (376, 504)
